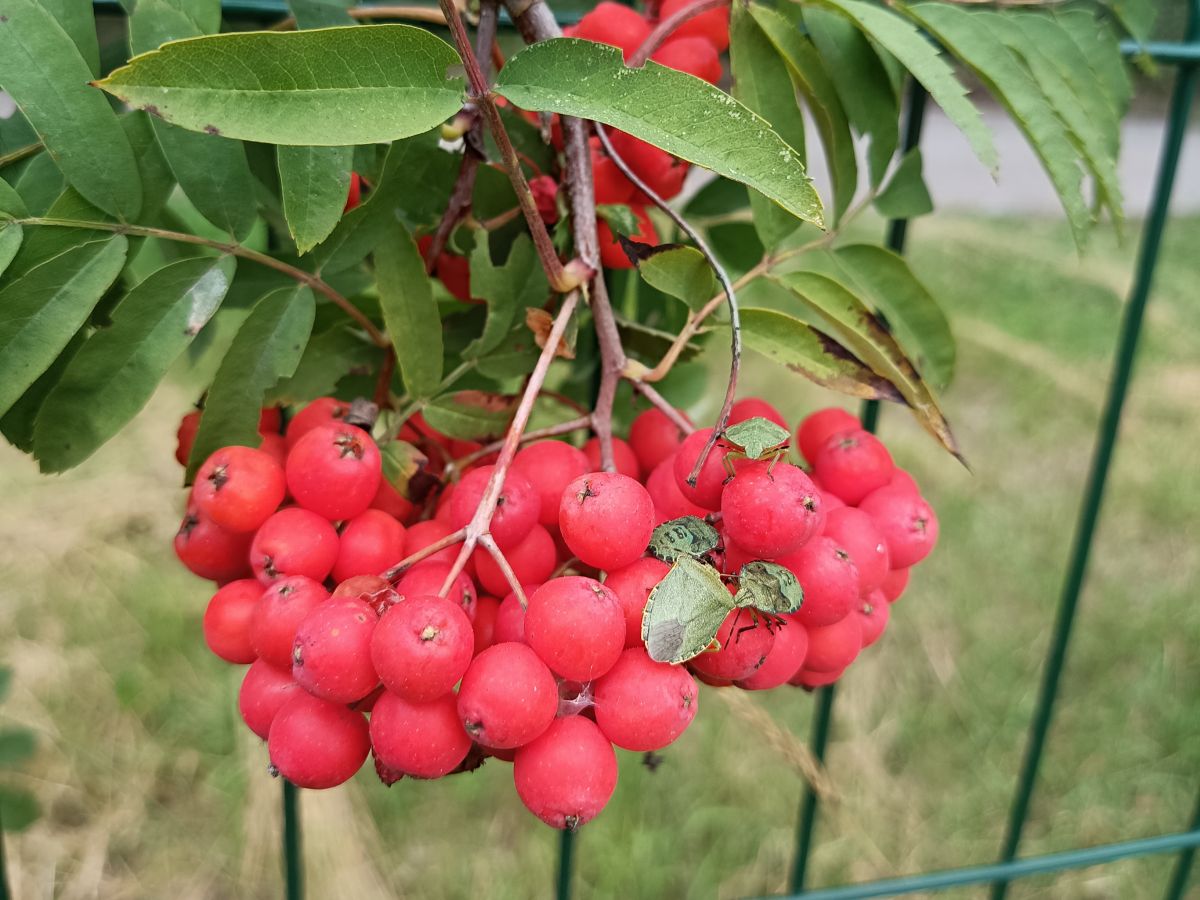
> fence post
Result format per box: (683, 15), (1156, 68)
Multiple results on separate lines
(283, 780), (303, 900)
(787, 78), (929, 895)
(0, 807), (9, 900)
(556, 829), (576, 899)
(989, 6), (1200, 897)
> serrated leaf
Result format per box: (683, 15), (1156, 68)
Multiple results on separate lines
(780, 271), (959, 458)
(0, 222), (21, 278)
(1058, 9), (1131, 116)
(0, 0), (142, 219)
(97, 25), (467, 146)
(634, 245), (715, 313)
(906, 3), (1090, 246)
(464, 234), (549, 359)
(0, 728), (35, 767)
(380, 439), (437, 503)
(186, 285), (315, 479)
(740, 307), (901, 403)
(641, 556), (735, 664)
(804, 5), (900, 188)
(495, 39), (824, 227)
(422, 390), (515, 441)
(33, 256), (236, 471)
(0, 236), (127, 418)
(0, 786), (39, 831)
(40, 0), (101, 76)
(375, 221), (443, 400)
(278, 145), (354, 253)
(269, 324), (375, 404)
(734, 561), (803, 614)
(810, 0), (997, 174)
(288, 0), (354, 28)
(749, 5), (857, 225)
(873, 148), (932, 220)
(649, 516), (721, 563)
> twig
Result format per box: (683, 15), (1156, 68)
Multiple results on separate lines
(632, 382), (695, 436)
(270, 4), (455, 30)
(450, 414), (592, 471)
(381, 526), (468, 582)
(15, 216), (390, 348)
(627, 0), (730, 66)
(0, 141), (42, 169)
(479, 533), (530, 609)
(373, 349), (397, 409)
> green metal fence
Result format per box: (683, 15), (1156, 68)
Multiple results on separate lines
(30, 4), (1199, 899)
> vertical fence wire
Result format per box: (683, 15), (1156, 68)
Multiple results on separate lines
(989, 6), (1200, 897)
(283, 780), (303, 900)
(557, 829), (577, 900)
(0, 807), (9, 900)
(787, 78), (929, 895)
(1163, 788), (1200, 900)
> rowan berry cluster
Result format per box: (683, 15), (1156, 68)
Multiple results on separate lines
(173, 390), (935, 830)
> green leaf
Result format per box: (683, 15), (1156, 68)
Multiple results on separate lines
(641, 556), (735, 664)
(0, 328), (87, 453)
(464, 234), (549, 359)
(826, 244), (955, 390)
(375, 221), (443, 400)
(4, 189), (113, 284)
(0, 0), (142, 219)
(495, 39), (824, 228)
(649, 516), (720, 564)
(1107, 0), (1156, 43)
(733, 561), (803, 614)
(729, 5), (808, 248)
(634, 245), (715, 312)
(0, 177), (28, 219)
(380, 439), (436, 503)
(1058, 9), (1131, 116)
(288, 0), (354, 28)
(269, 324), (376, 405)
(749, 5), (857, 225)
(40, 0), (101, 76)
(120, 111), (176, 220)
(473, 325), (541, 380)
(96, 25), (466, 146)
(422, 390), (515, 441)
(33, 256), (236, 471)
(0, 786), (39, 832)
(779, 271), (959, 458)
(0, 236), (127, 418)
(740, 307), (901, 403)
(278, 145), (354, 254)
(906, 3), (1090, 246)
(10, 153), (64, 218)
(810, 0), (997, 173)
(0, 728), (36, 767)
(0, 222), (21, 279)
(873, 147), (933, 221)
(804, 5), (899, 188)
(186, 285), (315, 479)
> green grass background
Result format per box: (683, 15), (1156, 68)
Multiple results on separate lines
(1, 212), (1197, 899)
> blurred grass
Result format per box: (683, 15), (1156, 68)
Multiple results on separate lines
(0, 212), (1198, 899)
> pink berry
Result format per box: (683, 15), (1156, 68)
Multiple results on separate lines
(239, 659), (299, 739)
(284, 397), (350, 450)
(285, 423), (382, 521)
(371, 595), (473, 702)
(583, 436), (641, 480)
(822, 507), (890, 594)
(268, 692), (369, 788)
(645, 455), (710, 523)
(857, 591), (890, 648)
(472, 595), (500, 655)
(796, 407), (859, 466)
(728, 397), (788, 430)
(813, 429), (894, 506)
(889, 468), (921, 495)
(369, 691), (472, 779)
(511, 441), (591, 528)
(493, 588), (534, 644)
(447, 465), (539, 549)
(572, 1), (652, 59)
(203, 579), (262, 663)
(192, 445), (286, 533)
(332, 509), (406, 582)
(804, 614), (863, 673)
(250, 507), (340, 585)
(513, 716), (618, 829)
(737, 615), (810, 690)
(629, 408), (690, 474)
(777, 536), (859, 628)
(689, 610), (776, 681)
(473, 525), (557, 597)
(457, 642), (558, 749)
(370, 475), (418, 524)
(253, 574), (331, 668)
(558, 473), (654, 570)
(673, 428), (728, 511)
(651, 36), (722, 84)
(602, 557), (670, 647)
(721, 461), (821, 558)
(881, 567), (910, 603)
(858, 487), (939, 568)
(175, 505), (253, 582)
(395, 561), (477, 621)
(402, 519), (460, 567)
(593, 648), (698, 751)
(525, 577), (625, 681)
(292, 599), (379, 703)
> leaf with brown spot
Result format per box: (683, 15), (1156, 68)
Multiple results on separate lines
(422, 390), (517, 441)
(525, 307), (575, 359)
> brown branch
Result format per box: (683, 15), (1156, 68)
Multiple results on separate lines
(373, 349), (397, 409)
(381, 526), (468, 582)
(479, 533), (530, 609)
(628, 0), (730, 66)
(632, 382), (695, 436)
(449, 414), (592, 472)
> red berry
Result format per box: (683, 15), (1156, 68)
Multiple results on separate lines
(331, 574), (398, 607)
(530, 174), (559, 223)
(369, 691), (472, 779)
(813, 429), (895, 505)
(174, 505), (253, 582)
(332, 509), (406, 582)
(511, 440), (591, 528)
(370, 476), (418, 524)
(881, 567), (910, 603)
(659, 0), (730, 51)
(457, 642), (558, 749)
(285, 397), (351, 450)
(673, 428), (728, 511)
(402, 519), (460, 567)
(607, 131), (688, 201)
(514, 716), (618, 830)
(778, 535), (859, 628)
(258, 432), (288, 466)
(239, 659), (299, 739)
(858, 487), (939, 568)
(857, 591), (890, 648)
(493, 589), (534, 644)
(822, 507), (890, 594)
(343, 172), (362, 212)
(602, 557), (670, 647)
(591, 142), (637, 205)
(728, 398), (789, 430)
(416, 236), (474, 304)
(582, 435), (642, 480)
(629, 407), (690, 474)
(292, 600), (379, 703)
(597, 205), (659, 270)
(689, 609), (776, 681)
(203, 578), (262, 663)
(267, 692), (369, 788)
(889, 468), (921, 495)
(572, 1), (651, 58)
(593, 647), (698, 751)
(396, 561), (478, 621)
(371, 595), (474, 702)
(473, 524), (557, 597)
(804, 613), (863, 673)
(645, 454), (709, 523)
(796, 407), (859, 466)
(558, 473), (654, 571)
(447, 465), (539, 550)
(175, 410), (201, 467)
(286, 423), (382, 521)
(651, 36), (722, 83)
(472, 595), (501, 655)
(525, 577), (626, 681)
(737, 615), (810, 690)
(250, 507), (340, 585)
(790, 667), (843, 689)
(721, 461), (821, 558)
(253, 574), (331, 668)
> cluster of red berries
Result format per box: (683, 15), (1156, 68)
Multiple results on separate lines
(172, 392), (935, 830)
